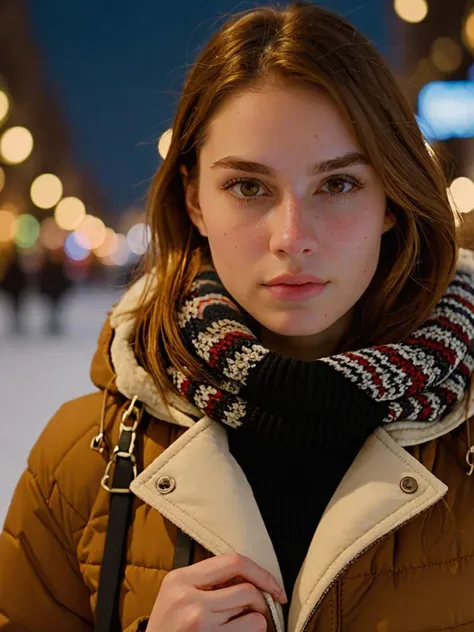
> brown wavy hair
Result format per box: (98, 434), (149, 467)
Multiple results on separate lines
(133, 1), (458, 404)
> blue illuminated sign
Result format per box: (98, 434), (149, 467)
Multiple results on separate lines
(417, 81), (474, 141)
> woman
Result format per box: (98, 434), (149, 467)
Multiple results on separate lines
(1, 3), (474, 631)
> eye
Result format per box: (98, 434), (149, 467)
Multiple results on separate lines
(223, 178), (266, 202)
(320, 178), (356, 196)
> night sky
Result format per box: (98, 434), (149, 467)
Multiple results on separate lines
(30, 1), (392, 216)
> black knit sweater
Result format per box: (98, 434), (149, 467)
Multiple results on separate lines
(227, 361), (388, 606)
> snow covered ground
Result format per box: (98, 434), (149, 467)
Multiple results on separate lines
(0, 284), (122, 525)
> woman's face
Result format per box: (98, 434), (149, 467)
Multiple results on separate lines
(183, 82), (393, 357)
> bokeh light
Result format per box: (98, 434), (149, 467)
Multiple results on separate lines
(418, 81), (474, 141)
(0, 126), (34, 165)
(463, 11), (474, 53)
(74, 215), (106, 250)
(0, 209), (17, 243)
(0, 91), (9, 125)
(65, 232), (90, 261)
(0, 166), (4, 193)
(126, 222), (151, 255)
(105, 234), (130, 266)
(14, 214), (40, 248)
(158, 128), (173, 159)
(39, 217), (66, 250)
(30, 173), (63, 209)
(394, 0), (428, 24)
(431, 37), (463, 73)
(54, 196), (86, 230)
(94, 228), (119, 258)
(449, 177), (474, 214)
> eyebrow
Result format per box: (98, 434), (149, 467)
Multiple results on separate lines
(210, 151), (369, 177)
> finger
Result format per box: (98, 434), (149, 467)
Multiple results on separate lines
(181, 553), (285, 601)
(223, 611), (268, 631)
(207, 582), (269, 616)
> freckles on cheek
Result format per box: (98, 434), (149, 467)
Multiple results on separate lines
(327, 215), (362, 243)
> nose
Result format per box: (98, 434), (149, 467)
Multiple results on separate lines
(269, 196), (318, 258)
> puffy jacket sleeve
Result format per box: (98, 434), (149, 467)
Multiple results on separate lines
(0, 466), (94, 631)
(0, 397), (105, 631)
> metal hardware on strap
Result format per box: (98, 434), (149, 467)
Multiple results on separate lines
(91, 432), (107, 454)
(466, 445), (474, 476)
(94, 395), (144, 632)
(101, 395), (143, 494)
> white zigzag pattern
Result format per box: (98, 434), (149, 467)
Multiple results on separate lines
(179, 293), (235, 328)
(323, 348), (410, 399)
(323, 342), (444, 401)
(194, 384), (218, 410)
(223, 345), (268, 385)
(364, 346), (434, 392)
(223, 399), (246, 428)
(433, 299), (474, 337)
(418, 302), (474, 337)
(194, 320), (253, 362)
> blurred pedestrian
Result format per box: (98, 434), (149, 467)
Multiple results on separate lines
(2, 3), (474, 632)
(37, 248), (74, 335)
(0, 246), (28, 335)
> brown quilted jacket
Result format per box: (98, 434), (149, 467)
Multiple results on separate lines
(1, 278), (474, 632)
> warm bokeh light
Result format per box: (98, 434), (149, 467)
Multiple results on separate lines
(0, 91), (9, 125)
(126, 222), (151, 255)
(74, 215), (106, 250)
(30, 173), (63, 209)
(414, 58), (436, 90)
(105, 233), (130, 266)
(158, 128), (173, 159)
(0, 166), (4, 193)
(39, 217), (66, 250)
(15, 214), (40, 248)
(94, 228), (119, 258)
(394, 0), (428, 24)
(463, 11), (474, 53)
(54, 196), (86, 230)
(449, 177), (474, 214)
(0, 209), (17, 243)
(431, 37), (463, 73)
(0, 126), (34, 165)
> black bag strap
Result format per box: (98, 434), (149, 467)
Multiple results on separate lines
(172, 527), (195, 570)
(94, 398), (143, 632)
(93, 397), (194, 632)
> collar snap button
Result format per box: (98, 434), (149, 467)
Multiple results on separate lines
(157, 476), (176, 494)
(400, 476), (418, 494)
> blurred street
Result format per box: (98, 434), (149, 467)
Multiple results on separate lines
(0, 284), (120, 523)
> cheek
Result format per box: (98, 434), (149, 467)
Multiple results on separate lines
(324, 207), (384, 250)
(324, 210), (384, 279)
(207, 225), (259, 273)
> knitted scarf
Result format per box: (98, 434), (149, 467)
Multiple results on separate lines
(168, 252), (474, 431)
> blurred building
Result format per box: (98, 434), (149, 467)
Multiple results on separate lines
(396, 0), (474, 176)
(0, 0), (124, 277)
(393, 0), (474, 241)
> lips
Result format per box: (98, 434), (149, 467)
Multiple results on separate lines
(264, 273), (327, 286)
(263, 280), (328, 302)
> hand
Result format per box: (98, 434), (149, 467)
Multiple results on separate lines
(147, 552), (287, 631)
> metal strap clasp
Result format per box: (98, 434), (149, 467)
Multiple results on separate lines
(101, 395), (143, 493)
(466, 445), (474, 477)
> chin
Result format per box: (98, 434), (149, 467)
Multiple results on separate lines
(257, 311), (334, 338)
